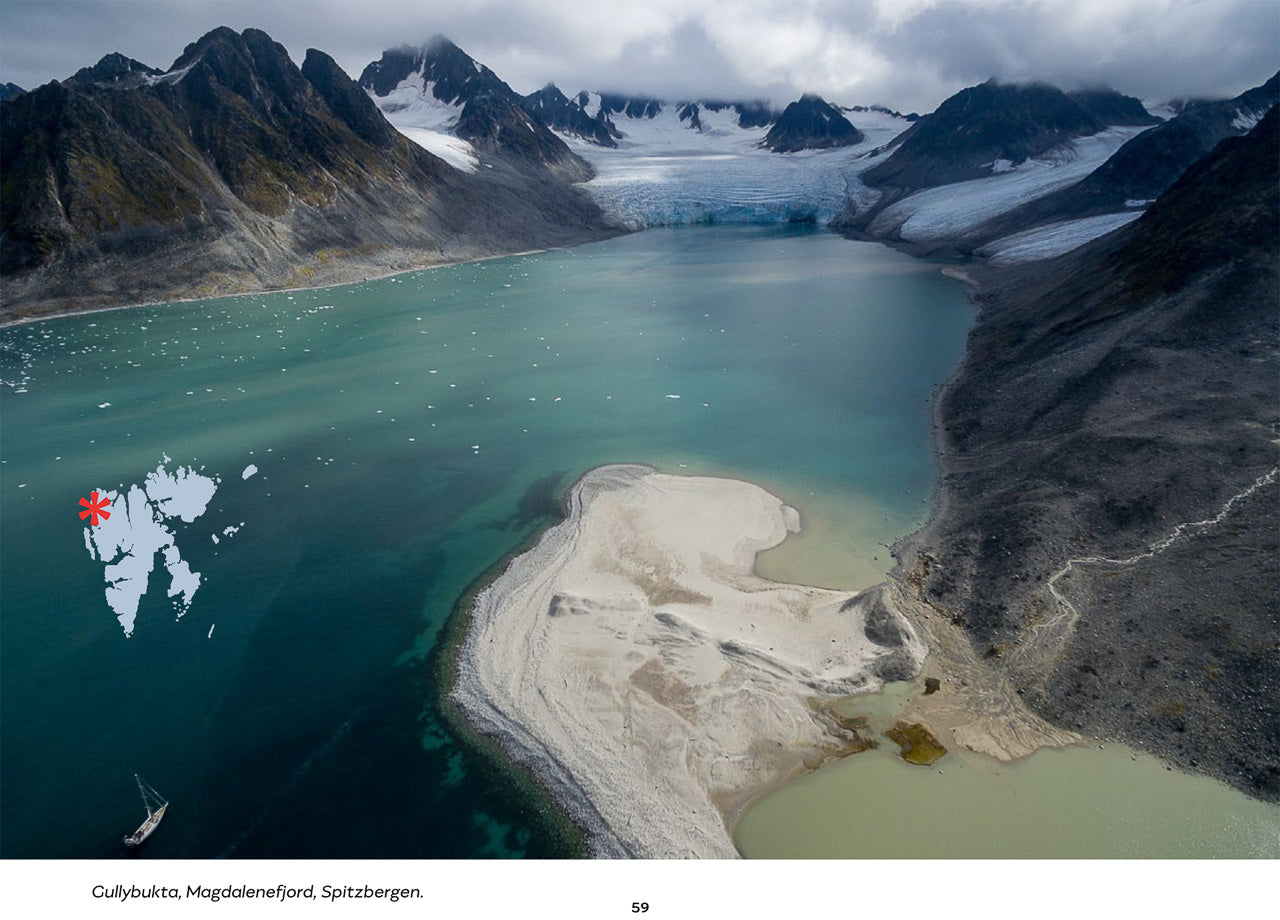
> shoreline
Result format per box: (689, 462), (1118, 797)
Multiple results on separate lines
(0, 246), (570, 331)
(432, 492), (595, 858)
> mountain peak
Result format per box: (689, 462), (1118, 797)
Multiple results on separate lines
(864, 78), (1104, 188)
(360, 37), (592, 175)
(68, 52), (162, 87)
(171, 25), (244, 70)
(761, 93), (863, 152)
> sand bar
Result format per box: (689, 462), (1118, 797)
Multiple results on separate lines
(451, 464), (925, 857)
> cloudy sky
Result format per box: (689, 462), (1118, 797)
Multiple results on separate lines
(2, 0), (1276, 111)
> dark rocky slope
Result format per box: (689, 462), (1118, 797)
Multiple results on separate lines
(900, 108), (1279, 800)
(862, 79), (1104, 189)
(1066, 88), (1160, 126)
(1, 28), (612, 320)
(0, 82), (24, 101)
(761, 94), (862, 152)
(845, 103), (920, 122)
(595, 93), (662, 120)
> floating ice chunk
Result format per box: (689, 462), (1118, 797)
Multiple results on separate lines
(242, 464), (258, 480)
(665, 394), (682, 399)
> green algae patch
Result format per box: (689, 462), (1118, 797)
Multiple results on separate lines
(887, 721), (947, 765)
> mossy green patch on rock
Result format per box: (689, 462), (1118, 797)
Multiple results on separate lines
(886, 721), (947, 765)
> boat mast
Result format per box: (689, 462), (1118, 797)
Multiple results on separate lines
(134, 774), (152, 817)
(134, 774), (166, 816)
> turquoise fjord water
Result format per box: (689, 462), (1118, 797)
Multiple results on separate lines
(3, 225), (1275, 859)
(1, 226), (971, 858)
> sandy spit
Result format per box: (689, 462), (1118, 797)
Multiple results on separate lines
(450, 464), (925, 858)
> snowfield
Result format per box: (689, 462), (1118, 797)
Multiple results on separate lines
(559, 105), (912, 228)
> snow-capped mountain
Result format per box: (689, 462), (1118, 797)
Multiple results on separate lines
(969, 71), (1280, 257)
(761, 94), (863, 152)
(66, 52), (163, 88)
(521, 84), (619, 147)
(831, 72), (1279, 264)
(0, 27), (610, 315)
(359, 36), (589, 179)
(832, 79), (1179, 261)
(863, 79), (1119, 190)
(355, 43), (918, 229)
(354, 36), (1277, 265)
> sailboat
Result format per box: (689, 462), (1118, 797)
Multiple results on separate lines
(122, 775), (167, 848)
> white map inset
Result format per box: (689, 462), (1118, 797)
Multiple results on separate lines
(82, 458), (220, 637)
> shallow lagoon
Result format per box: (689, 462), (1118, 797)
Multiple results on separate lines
(735, 680), (1279, 858)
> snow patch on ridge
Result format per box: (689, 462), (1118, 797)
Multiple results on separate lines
(370, 74), (480, 173)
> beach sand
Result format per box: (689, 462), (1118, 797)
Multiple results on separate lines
(451, 464), (926, 858)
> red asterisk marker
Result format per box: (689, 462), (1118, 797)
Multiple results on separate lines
(79, 491), (111, 526)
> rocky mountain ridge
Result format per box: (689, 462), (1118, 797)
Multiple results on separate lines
(0, 27), (612, 319)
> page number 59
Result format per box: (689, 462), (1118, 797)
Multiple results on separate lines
(631, 903), (649, 913)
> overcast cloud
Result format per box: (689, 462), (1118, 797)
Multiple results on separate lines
(1, 0), (1276, 112)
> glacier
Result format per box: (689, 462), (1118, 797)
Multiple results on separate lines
(864, 126), (1152, 242)
(978, 211), (1144, 264)
(370, 71), (1157, 264)
(559, 105), (912, 229)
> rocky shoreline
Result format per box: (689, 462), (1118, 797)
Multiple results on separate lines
(884, 110), (1280, 802)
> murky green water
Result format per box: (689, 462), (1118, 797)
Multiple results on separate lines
(736, 734), (1280, 858)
